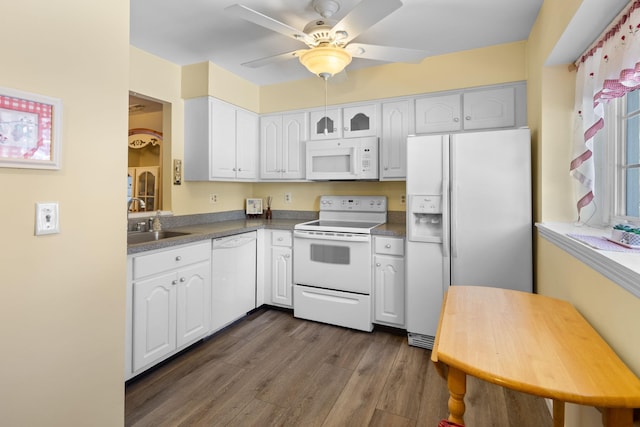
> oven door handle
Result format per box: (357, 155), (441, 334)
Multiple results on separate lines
(293, 230), (370, 243)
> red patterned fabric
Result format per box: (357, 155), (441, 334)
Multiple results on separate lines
(438, 420), (464, 427)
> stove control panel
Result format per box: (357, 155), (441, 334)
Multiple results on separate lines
(319, 195), (387, 212)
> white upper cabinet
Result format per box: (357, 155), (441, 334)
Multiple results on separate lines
(462, 86), (515, 130)
(380, 100), (410, 180)
(309, 104), (378, 140)
(309, 108), (342, 140)
(184, 97), (258, 181)
(415, 86), (519, 134)
(342, 104), (378, 138)
(415, 93), (462, 134)
(260, 112), (307, 180)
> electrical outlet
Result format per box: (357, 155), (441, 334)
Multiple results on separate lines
(401, 195), (406, 204)
(284, 192), (292, 203)
(35, 202), (60, 235)
(209, 194), (218, 204)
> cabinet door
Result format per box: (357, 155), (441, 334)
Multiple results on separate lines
(309, 108), (342, 140)
(374, 254), (405, 326)
(271, 245), (293, 307)
(380, 100), (409, 180)
(176, 262), (210, 348)
(128, 166), (159, 212)
(133, 271), (177, 371)
(260, 115), (283, 179)
(462, 86), (515, 130)
(343, 104), (378, 138)
(236, 108), (259, 179)
(281, 112), (307, 179)
(210, 98), (237, 179)
(415, 94), (461, 134)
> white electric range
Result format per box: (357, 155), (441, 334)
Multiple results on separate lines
(293, 195), (387, 331)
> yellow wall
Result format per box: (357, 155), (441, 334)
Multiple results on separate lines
(528, 0), (640, 425)
(0, 0), (128, 425)
(260, 41), (527, 113)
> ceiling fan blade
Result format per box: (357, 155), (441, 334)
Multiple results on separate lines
(331, 0), (402, 44)
(241, 50), (304, 68)
(225, 4), (313, 45)
(347, 43), (427, 63)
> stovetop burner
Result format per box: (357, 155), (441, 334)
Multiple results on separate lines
(294, 196), (387, 234)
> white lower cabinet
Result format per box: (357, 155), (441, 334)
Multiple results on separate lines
(264, 230), (293, 308)
(373, 237), (405, 327)
(128, 241), (211, 376)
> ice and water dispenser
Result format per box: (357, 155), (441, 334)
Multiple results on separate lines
(408, 195), (444, 243)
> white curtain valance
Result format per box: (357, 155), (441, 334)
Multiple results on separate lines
(571, 0), (640, 219)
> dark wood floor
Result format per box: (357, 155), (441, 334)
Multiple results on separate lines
(125, 308), (552, 427)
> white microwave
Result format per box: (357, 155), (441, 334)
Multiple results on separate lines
(306, 137), (378, 180)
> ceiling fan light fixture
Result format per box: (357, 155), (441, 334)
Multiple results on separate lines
(299, 46), (352, 78)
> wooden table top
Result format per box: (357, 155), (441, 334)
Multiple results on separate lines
(432, 286), (640, 408)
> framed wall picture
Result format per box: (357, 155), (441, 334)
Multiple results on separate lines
(0, 87), (62, 169)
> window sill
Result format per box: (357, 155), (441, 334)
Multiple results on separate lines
(536, 223), (640, 298)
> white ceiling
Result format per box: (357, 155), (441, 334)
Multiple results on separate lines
(130, 0), (544, 86)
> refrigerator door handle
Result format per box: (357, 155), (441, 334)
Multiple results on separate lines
(442, 136), (450, 258)
(450, 136), (458, 259)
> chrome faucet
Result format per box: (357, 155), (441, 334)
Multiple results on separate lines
(127, 197), (146, 212)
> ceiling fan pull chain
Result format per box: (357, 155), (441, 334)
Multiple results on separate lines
(324, 75), (329, 135)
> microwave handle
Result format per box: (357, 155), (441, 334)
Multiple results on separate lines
(352, 147), (358, 175)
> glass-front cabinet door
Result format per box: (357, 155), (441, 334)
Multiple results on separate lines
(343, 104), (378, 138)
(309, 108), (342, 140)
(128, 166), (159, 212)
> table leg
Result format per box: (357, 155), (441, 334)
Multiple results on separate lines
(602, 408), (633, 427)
(447, 366), (466, 425)
(552, 400), (564, 427)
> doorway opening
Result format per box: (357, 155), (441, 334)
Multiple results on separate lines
(128, 93), (165, 212)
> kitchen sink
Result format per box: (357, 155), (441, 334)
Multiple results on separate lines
(127, 230), (191, 245)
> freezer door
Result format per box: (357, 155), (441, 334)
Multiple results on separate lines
(406, 134), (446, 196)
(449, 128), (532, 292)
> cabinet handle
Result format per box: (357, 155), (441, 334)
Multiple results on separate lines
(384, 166), (388, 170)
(465, 116), (471, 121)
(453, 117), (460, 122)
(238, 168), (242, 171)
(180, 277), (186, 283)
(277, 237), (283, 241)
(284, 254), (291, 258)
(172, 279), (178, 285)
(175, 256), (182, 261)
(376, 263), (381, 267)
(385, 244), (391, 248)
(232, 167), (237, 171)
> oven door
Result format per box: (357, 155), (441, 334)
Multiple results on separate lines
(293, 230), (372, 294)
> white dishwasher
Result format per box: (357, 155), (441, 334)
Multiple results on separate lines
(211, 231), (257, 333)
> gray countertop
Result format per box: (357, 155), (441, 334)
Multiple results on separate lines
(127, 218), (406, 255)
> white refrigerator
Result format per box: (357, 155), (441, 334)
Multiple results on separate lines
(405, 128), (532, 349)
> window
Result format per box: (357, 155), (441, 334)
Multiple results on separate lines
(590, 90), (640, 226)
(620, 90), (640, 218)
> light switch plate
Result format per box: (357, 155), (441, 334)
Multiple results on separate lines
(35, 202), (59, 235)
(173, 159), (182, 185)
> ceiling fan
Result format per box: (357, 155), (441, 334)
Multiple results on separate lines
(225, 0), (427, 79)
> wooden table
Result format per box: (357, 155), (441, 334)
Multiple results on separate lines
(431, 286), (640, 427)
